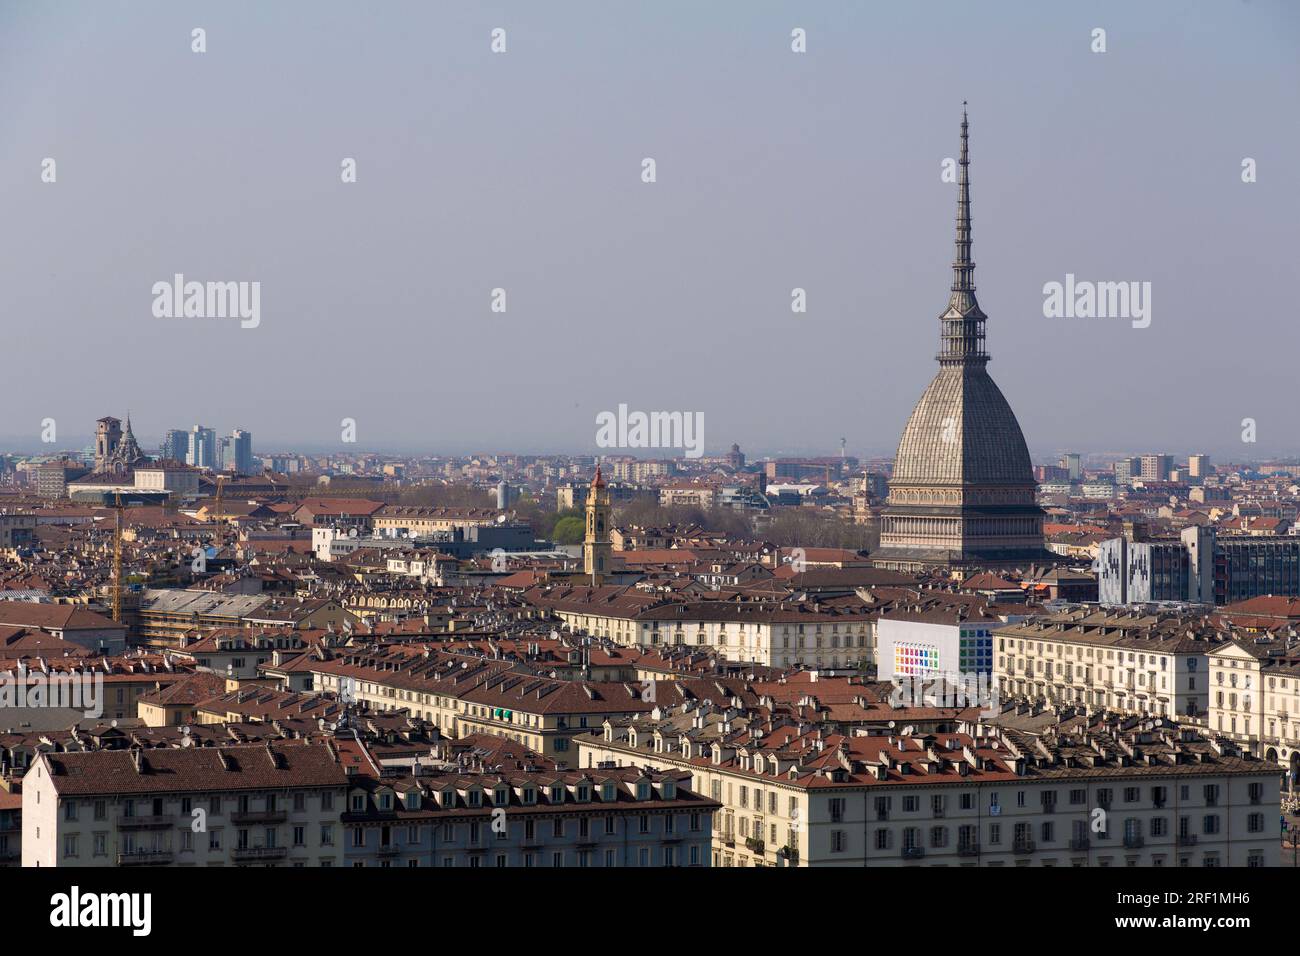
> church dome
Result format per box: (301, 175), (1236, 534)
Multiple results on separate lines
(890, 364), (1033, 488)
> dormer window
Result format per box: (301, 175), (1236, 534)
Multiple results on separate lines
(661, 781), (676, 800)
(467, 790), (482, 808)
(522, 787), (537, 805)
(601, 784), (616, 801)
(636, 782), (651, 800)
(494, 788), (509, 805)
(379, 792), (393, 811)
(550, 785), (564, 803)
(405, 792), (421, 810)
(576, 785), (590, 802)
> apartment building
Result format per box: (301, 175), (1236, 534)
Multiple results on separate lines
(1207, 634), (1300, 780)
(342, 765), (717, 867)
(0, 603), (127, 655)
(370, 506), (499, 537)
(524, 585), (875, 669)
(135, 589), (353, 649)
(993, 609), (1222, 719)
(578, 709), (1279, 868)
(23, 741), (349, 867)
(308, 648), (653, 762)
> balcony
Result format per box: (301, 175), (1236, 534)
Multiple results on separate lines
(377, 843), (400, 856)
(232, 845), (288, 862)
(901, 846), (926, 860)
(117, 814), (174, 830)
(1069, 837), (1091, 851)
(1176, 834), (1198, 846)
(231, 810), (288, 825)
(957, 842), (980, 857)
(117, 849), (174, 866)
(745, 837), (765, 855)
(1124, 835), (1145, 849)
(1012, 839), (1036, 855)
(778, 845), (799, 864)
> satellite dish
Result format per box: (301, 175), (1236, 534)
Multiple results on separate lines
(496, 514), (507, 525)
(349, 528), (358, 538)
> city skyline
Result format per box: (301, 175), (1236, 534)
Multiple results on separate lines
(2, 1), (1297, 458)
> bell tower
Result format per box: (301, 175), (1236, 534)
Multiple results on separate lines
(583, 465), (611, 584)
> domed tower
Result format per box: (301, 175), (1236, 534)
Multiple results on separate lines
(872, 107), (1049, 572)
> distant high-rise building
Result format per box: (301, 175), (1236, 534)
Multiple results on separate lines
(1140, 454), (1173, 482)
(1113, 457), (1140, 486)
(231, 429), (254, 475)
(161, 429), (188, 462)
(1060, 453), (1082, 481)
(1188, 454), (1212, 479)
(187, 426), (217, 470)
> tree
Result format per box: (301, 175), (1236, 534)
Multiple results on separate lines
(551, 516), (586, 545)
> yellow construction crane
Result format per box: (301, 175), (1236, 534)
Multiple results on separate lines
(214, 474), (225, 543)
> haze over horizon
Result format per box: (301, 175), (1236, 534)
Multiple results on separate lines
(2, 0), (1297, 461)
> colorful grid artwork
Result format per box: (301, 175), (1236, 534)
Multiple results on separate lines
(894, 643), (940, 677)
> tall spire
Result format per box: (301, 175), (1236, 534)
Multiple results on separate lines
(952, 102), (975, 300)
(938, 102), (987, 365)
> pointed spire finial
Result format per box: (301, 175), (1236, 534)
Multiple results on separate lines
(938, 104), (988, 365)
(954, 104), (973, 294)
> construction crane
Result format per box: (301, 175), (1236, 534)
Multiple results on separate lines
(111, 490), (124, 623)
(213, 473), (225, 534)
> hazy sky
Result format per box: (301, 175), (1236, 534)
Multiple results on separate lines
(1, 0), (1297, 462)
